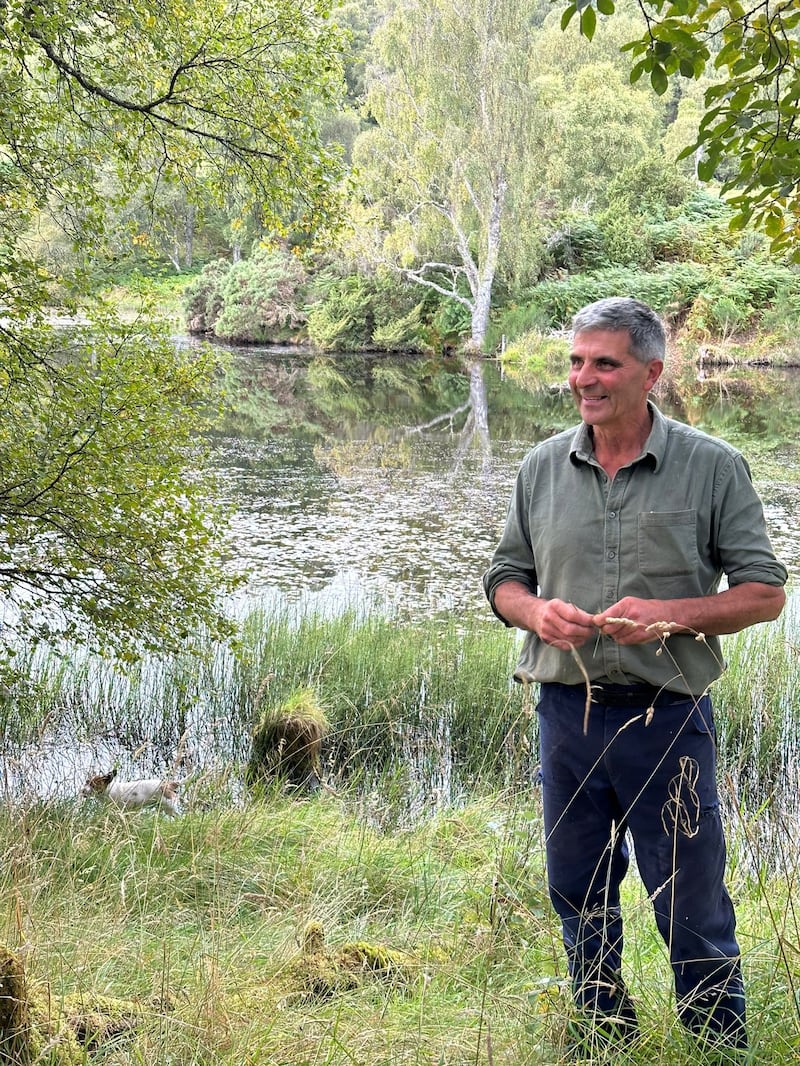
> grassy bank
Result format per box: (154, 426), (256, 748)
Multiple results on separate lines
(1, 607), (799, 1062)
(2, 786), (799, 1064)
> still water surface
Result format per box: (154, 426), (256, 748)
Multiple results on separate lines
(214, 347), (800, 619)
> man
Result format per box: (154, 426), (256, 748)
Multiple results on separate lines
(483, 297), (787, 1053)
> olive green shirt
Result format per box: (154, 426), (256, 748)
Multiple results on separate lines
(483, 402), (788, 695)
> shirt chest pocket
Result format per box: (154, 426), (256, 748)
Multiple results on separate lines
(637, 510), (698, 576)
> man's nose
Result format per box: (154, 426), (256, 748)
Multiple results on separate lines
(574, 362), (595, 387)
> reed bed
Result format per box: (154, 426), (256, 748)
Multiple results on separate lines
(2, 602), (798, 829)
(1, 604), (799, 1062)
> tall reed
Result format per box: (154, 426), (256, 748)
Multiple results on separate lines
(2, 603), (797, 839)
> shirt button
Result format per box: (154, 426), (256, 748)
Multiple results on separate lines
(608, 550), (616, 559)
(608, 511), (617, 518)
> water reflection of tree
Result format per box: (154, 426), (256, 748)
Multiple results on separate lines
(658, 363), (800, 446)
(406, 356), (492, 474)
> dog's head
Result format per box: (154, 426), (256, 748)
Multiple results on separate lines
(81, 769), (117, 798)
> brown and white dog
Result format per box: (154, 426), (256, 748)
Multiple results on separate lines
(81, 769), (180, 817)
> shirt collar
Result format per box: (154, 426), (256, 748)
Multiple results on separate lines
(570, 399), (669, 471)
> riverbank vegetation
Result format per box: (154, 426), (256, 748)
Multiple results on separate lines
(2, 607), (799, 1064)
(10, 0), (800, 370)
(177, 214), (800, 365)
(167, 0), (800, 364)
(6, 605), (798, 823)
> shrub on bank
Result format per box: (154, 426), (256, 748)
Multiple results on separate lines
(305, 269), (437, 353)
(178, 213), (800, 359)
(184, 247), (309, 342)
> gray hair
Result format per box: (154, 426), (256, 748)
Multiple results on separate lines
(571, 297), (666, 364)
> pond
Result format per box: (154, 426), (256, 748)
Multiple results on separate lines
(212, 345), (800, 619)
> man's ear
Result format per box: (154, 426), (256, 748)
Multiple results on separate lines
(646, 359), (664, 390)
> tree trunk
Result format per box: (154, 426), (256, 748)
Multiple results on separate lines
(184, 203), (196, 269)
(470, 176), (506, 349)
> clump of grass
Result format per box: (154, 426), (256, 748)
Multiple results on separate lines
(247, 685), (329, 793)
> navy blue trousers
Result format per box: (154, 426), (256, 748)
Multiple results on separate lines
(537, 682), (746, 1046)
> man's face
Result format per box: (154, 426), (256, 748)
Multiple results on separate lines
(568, 329), (662, 433)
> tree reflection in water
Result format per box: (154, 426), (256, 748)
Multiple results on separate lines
(213, 346), (800, 619)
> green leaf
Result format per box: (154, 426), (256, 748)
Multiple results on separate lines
(596, 0), (615, 14)
(579, 5), (597, 40)
(715, 40), (743, 69)
(697, 156), (718, 182)
(764, 213), (784, 238)
(630, 58), (649, 84)
(561, 4), (578, 30)
(650, 64), (669, 95)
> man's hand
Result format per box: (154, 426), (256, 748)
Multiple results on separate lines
(593, 597), (675, 645)
(594, 582), (786, 644)
(492, 583), (598, 648)
(536, 598), (599, 649)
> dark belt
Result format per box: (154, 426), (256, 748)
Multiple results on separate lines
(557, 681), (695, 707)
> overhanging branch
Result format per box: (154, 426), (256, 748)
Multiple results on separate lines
(24, 20), (283, 162)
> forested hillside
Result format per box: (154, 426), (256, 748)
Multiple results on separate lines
(177, 0), (800, 361)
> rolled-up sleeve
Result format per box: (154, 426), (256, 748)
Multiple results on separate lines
(482, 468), (538, 625)
(713, 454), (788, 588)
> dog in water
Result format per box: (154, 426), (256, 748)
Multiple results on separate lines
(81, 769), (180, 817)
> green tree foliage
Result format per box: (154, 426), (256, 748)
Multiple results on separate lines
(184, 247), (310, 342)
(349, 0), (682, 348)
(594, 152), (695, 265)
(530, 11), (668, 208)
(0, 0), (347, 668)
(0, 297), (237, 668)
(352, 0), (545, 349)
(533, 61), (661, 206)
(2, 0), (347, 239)
(559, 0), (800, 257)
(306, 269), (436, 351)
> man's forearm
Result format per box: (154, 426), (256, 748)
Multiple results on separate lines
(493, 581), (600, 649)
(595, 581), (786, 645)
(492, 581), (544, 632)
(653, 581), (786, 636)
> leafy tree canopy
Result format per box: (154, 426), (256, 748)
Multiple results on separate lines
(0, 0), (348, 672)
(0, 300), (236, 667)
(2, 0), (347, 237)
(560, 0), (800, 257)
